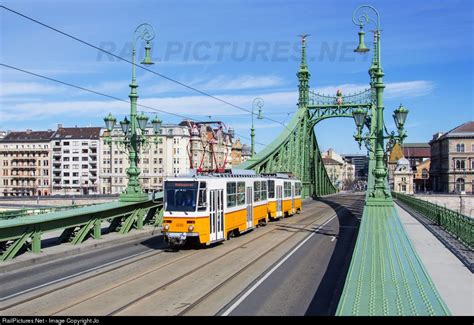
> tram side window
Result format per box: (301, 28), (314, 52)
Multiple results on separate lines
(237, 182), (245, 205)
(227, 182), (237, 208)
(254, 181), (261, 202)
(197, 182), (207, 211)
(268, 180), (275, 198)
(295, 182), (301, 196)
(261, 181), (267, 200)
(284, 181), (292, 198)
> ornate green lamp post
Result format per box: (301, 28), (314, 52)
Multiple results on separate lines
(251, 98), (264, 157)
(351, 5), (409, 206)
(103, 23), (162, 202)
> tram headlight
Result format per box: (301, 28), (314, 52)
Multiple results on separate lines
(188, 225), (194, 232)
(164, 224), (170, 231)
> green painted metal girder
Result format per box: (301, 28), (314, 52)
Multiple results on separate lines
(154, 208), (164, 226)
(0, 194), (163, 261)
(1, 230), (33, 261)
(93, 219), (102, 240)
(0, 199), (159, 242)
(119, 208), (147, 234)
(336, 204), (450, 316)
(31, 229), (41, 253)
(71, 219), (96, 245)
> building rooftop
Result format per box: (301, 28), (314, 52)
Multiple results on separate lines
(1, 130), (55, 142)
(53, 127), (102, 140)
(389, 143), (404, 163)
(402, 143), (430, 148)
(322, 157), (343, 165)
(432, 121), (474, 142)
(403, 147), (431, 159)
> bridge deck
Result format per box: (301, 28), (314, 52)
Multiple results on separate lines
(336, 205), (450, 316)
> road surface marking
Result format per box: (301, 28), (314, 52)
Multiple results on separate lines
(221, 215), (336, 316)
(0, 248), (154, 301)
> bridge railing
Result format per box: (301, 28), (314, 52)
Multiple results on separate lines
(0, 204), (96, 220)
(0, 192), (164, 261)
(392, 192), (473, 249)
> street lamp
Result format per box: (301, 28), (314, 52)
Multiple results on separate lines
(103, 23), (162, 202)
(251, 98), (264, 157)
(351, 5), (409, 206)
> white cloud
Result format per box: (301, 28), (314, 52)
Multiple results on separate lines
(142, 74), (285, 94)
(2, 90), (298, 123)
(385, 80), (434, 99)
(1, 82), (60, 96)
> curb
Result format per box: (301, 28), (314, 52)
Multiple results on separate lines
(0, 226), (162, 274)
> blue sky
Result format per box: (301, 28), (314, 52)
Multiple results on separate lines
(1, 0), (473, 155)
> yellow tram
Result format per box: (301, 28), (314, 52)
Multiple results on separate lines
(162, 170), (302, 246)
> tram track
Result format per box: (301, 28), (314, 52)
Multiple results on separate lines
(176, 211), (340, 315)
(51, 211), (319, 316)
(0, 199), (340, 315)
(108, 207), (339, 315)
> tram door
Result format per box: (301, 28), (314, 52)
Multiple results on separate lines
(210, 189), (224, 242)
(246, 187), (253, 229)
(291, 184), (295, 214)
(276, 185), (283, 218)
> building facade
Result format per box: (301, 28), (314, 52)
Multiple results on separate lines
(430, 121), (474, 194)
(231, 139), (243, 166)
(393, 158), (414, 194)
(414, 159), (431, 193)
(402, 143), (431, 171)
(322, 149), (355, 190)
(0, 130), (54, 197)
(1, 120), (238, 197)
(388, 143), (404, 190)
(183, 121), (233, 172)
(51, 127), (101, 195)
(99, 124), (190, 195)
(341, 153), (369, 180)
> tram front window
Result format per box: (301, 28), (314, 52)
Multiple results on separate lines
(165, 181), (198, 212)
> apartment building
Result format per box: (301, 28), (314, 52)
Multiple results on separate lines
(51, 127), (101, 195)
(0, 130), (54, 197)
(99, 124), (190, 194)
(430, 121), (474, 193)
(321, 149), (356, 190)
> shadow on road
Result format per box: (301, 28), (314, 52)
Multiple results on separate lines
(304, 194), (364, 316)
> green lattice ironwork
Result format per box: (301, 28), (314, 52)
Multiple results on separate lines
(393, 192), (473, 249)
(0, 192), (163, 261)
(239, 36), (372, 198)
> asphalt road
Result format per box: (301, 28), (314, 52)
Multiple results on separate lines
(0, 232), (166, 302)
(222, 194), (364, 316)
(0, 193), (364, 315)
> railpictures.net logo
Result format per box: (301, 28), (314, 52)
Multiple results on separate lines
(96, 40), (370, 63)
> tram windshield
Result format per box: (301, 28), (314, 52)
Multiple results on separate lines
(164, 181), (198, 212)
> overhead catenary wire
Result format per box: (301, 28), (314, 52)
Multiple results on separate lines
(0, 63), (271, 148)
(0, 5), (289, 129)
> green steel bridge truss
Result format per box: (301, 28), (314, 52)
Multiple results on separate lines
(238, 39), (373, 198)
